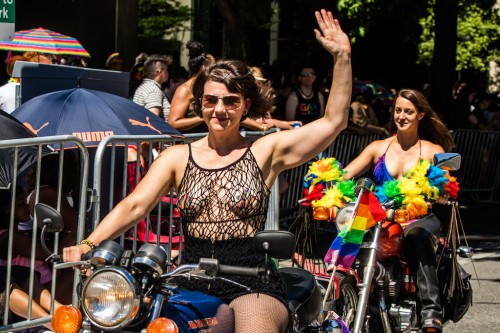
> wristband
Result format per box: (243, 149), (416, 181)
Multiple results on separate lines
(80, 239), (95, 250)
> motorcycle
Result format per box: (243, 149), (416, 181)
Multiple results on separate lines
(36, 203), (348, 333)
(321, 153), (473, 333)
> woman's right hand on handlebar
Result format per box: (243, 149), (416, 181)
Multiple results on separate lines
(63, 244), (90, 262)
(435, 192), (451, 205)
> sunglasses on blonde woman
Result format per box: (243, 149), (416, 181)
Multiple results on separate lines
(200, 95), (242, 110)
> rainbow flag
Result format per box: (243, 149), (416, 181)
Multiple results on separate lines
(324, 191), (386, 268)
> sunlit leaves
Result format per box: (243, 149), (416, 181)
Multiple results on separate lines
(418, 1), (499, 72)
(138, 0), (191, 39)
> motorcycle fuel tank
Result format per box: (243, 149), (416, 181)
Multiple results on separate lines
(161, 289), (234, 332)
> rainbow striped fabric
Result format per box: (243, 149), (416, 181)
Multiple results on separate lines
(0, 27), (90, 57)
(324, 191), (386, 268)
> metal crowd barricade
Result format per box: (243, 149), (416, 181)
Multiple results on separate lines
(451, 129), (500, 202)
(278, 129), (500, 226)
(91, 135), (181, 271)
(0, 135), (89, 332)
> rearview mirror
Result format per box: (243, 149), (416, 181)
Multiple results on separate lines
(254, 230), (295, 260)
(34, 203), (64, 233)
(433, 153), (461, 171)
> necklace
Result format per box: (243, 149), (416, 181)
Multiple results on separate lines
(298, 87), (313, 99)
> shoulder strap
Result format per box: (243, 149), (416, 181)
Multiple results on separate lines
(385, 136), (396, 153)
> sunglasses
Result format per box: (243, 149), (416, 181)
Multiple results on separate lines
(200, 94), (242, 110)
(300, 72), (316, 77)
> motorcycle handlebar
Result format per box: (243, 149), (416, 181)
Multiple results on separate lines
(160, 259), (262, 279)
(81, 250), (93, 261)
(218, 264), (261, 277)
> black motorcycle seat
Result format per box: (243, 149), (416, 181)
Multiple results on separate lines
(279, 267), (317, 312)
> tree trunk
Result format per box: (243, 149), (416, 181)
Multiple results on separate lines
(430, 0), (458, 124)
(214, 0), (247, 60)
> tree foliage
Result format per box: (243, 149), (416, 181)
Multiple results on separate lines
(419, 0), (500, 72)
(338, 0), (500, 73)
(336, 0), (426, 44)
(138, 0), (191, 39)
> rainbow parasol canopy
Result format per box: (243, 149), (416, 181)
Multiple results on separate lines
(0, 27), (90, 58)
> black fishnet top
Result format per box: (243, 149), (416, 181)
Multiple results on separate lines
(174, 143), (288, 306)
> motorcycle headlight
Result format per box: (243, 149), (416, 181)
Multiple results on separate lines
(335, 203), (355, 232)
(82, 267), (141, 330)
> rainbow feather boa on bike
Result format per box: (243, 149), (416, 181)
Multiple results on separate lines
(302, 157), (356, 214)
(302, 157), (459, 222)
(374, 159), (459, 220)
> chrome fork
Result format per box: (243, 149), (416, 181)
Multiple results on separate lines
(352, 221), (383, 333)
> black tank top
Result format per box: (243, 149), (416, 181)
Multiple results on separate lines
(293, 87), (321, 124)
(175, 143), (287, 305)
(177, 143), (269, 239)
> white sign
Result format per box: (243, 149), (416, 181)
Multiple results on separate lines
(0, 0), (15, 41)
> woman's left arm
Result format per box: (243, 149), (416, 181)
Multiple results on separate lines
(259, 10), (352, 172)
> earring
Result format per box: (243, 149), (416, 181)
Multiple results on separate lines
(243, 109), (249, 116)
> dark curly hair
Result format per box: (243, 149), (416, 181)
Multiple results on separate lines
(388, 89), (455, 151)
(186, 40), (209, 77)
(191, 59), (274, 120)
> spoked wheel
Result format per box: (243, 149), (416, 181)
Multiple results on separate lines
(316, 272), (358, 330)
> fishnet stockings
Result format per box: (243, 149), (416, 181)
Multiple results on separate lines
(230, 293), (289, 333)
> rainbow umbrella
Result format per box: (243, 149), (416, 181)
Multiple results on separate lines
(0, 27), (90, 58)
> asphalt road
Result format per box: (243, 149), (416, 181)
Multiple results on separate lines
(444, 241), (500, 333)
(443, 202), (500, 333)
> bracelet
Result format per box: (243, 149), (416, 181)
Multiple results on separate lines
(261, 125), (267, 131)
(80, 239), (95, 250)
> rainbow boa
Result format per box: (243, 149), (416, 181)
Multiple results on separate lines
(302, 157), (459, 222)
(302, 158), (356, 219)
(374, 159), (459, 220)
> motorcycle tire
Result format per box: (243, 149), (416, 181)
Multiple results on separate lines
(316, 272), (358, 330)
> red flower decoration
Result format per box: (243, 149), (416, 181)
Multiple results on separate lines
(301, 183), (325, 206)
(444, 175), (460, 200)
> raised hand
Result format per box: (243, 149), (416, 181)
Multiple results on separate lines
(314, 9), (351, 57)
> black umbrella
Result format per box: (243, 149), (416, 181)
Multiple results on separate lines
(0, 110), (53, 189)
(12, 88), (183, 147)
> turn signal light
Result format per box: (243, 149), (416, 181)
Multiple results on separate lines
(52, 305), (82, 333)
(147, 317), (179, 333)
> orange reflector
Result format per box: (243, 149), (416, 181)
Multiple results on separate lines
(52, 305), (82, 333)
(147, 317), (179, 333)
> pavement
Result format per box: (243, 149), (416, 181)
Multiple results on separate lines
(444, 201), (500, 333)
